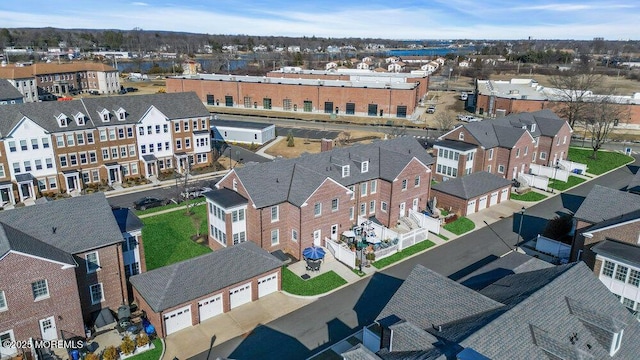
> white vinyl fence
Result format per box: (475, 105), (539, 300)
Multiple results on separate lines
(409, 209), (441, 234)
(520, 173), (549, 190)
(558, 159), (587, 174)
(324, 237), (356, 269)
(529, 164), (570, 182)
(398, 228), (430, 251)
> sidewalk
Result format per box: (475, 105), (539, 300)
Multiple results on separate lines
(255, 136), (284, 159)
(103, 170), (230, 198)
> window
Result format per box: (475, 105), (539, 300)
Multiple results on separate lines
(207, 94), (214, 105)
(458, 132), (464, 140)
(516, 148), (520, 158)
(109, 129), (116, 140)
(360, 203), (366, 216)
(32, 279), (49, 300)
(146, 126), (152, 135)
(238, 208), (245, 221)
(615, 264), (628, 282)
(381, 201), (388, 212)
(342, 165), (350, 178)
(86, 252), (100, 273)
(184, 121), (189, 132)
(70, 154), (77, 166)
(271, 229), (279, 245)
(110, 148), (118, 159)
(225, 95), (233, 107)
(155, 125), (161, 134)
(34, 159), (42, 170)
(89, 152), (97, 163)
(118, 128), (125, 139)
(102, 149), (109, 160)
(397, 105), (407, 118)
(89, 283), (104, 305)
(303, 100), (312, 112)
(77, 133), (84, 145)
(176, 139), (182, 149)
(488, 148), (494, 160)
(368, 103), (378, 116)
(369, 200), (375, 214)
(350, 207), (354, 220)
(332, 198), (339, 211)
(8, 141), (16, 152)
(42, 137), (50, 148)
(100, 130), (107, 141)
(271, 206), (279, 222)
(59, 155), (67, 167)
(185, 138), (191, 148)
(402, 179), (407, 190)
(370, 180), (377, 194)
(623, 297), (635, 309)
(0, 164), (4, 177)
(349, 185), (355, 200)
(346, 102), (355, 115)
(56, 135), (64, 147)
(31, 139), (39, 149)
(628, 269), (640, 287)
(163, 124), (169, 133)
(129, 145), (136, 157)
(498, 165), (505, 173)
(314, 202), (322, 216)
(127, 127), (133, 138)
(283, 99), (292, 111)
(361, 161), (369, 173)
(361, 182), (367, 196)
(415, 176), (420, 187)
(524, 146), (528, 155)
(46, 158), (53, 168)
(540, 152), (547, 160)
(292, 229), (298, 242)
(20, 139), (28, 150)
(140, 145), (146, 154)
(138, 127), (144, 136)
(148, 143), (154, 153)
(0, 290), (6, 311)
(120, 147), (127, 158)
(24, 161), (31, 172)
(124, 263), (140, 277)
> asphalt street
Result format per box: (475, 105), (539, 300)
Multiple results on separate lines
(193, 155), (640, 360)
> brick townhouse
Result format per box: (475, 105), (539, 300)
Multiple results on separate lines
(433, 109), (572, 182)
(568, 185), (640, 316)
(205, 137), (434, 260)
(0, 92), (212, 206)
(0, 62), (120, 101)
(0, 194), (144, 357)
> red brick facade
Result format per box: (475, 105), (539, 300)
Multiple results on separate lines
(0, 253), (84, 346)
(133, 268), (281, 338)
(432, 185), (511, 216)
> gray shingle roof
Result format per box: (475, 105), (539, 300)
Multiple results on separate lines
(374, 260), (640, 360)
(0, 79), (23, 101)
(431, 172), (511, 200)
(459, 251), (553, 290)
(204, 188), (248, 209)
(233, 137), (433, 208)
(0, 193), (124, 254)
(573, 185), (640, 224)
(342, 344), (382, 360)
(112, 208), (143, 233)
(129, 241), (283, 312)
(592, 239), (640, 269)
(0, 92), (209, 136)
(627, 170), (640, 193)
(432, 139), (477, 152)
(0, 223), (76, 266)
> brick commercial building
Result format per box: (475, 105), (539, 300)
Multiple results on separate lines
(0, 62), (120, 100)
(475, 78), (640, 129)
(434, 109), (572, 182)
(0, 92), (211, 206)
(205, 137), (434, 260)
(166, 72), (425, 119)
(0, 194), (144, 356)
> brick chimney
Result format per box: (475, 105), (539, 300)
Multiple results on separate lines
(321, 138), (333, 152)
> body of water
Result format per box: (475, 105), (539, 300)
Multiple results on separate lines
(387, 47), (474, 57)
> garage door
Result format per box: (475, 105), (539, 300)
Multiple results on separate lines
(478, 196), (488, 210)
(198, 294), (223, 322)
(230, 282), (252, 309)
(500, 188), (509, 201)
(163, 305), (192, 335)
(489, 192), (498, 206)
(466, 199), (476, 215)
(258, 273), (278, 298)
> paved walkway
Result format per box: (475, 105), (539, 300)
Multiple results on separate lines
(255, 136), (284, 159)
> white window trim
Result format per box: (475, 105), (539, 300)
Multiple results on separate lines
(89, 283), (105, 305)
(86, 252), (101, 273)
(371, 180), (377, 194)
(314, 202), (322, 217)
(381, 201), (388, 213)
(271, 205), (279, 222)
(271, 229), (279, 245)
(32, 279), (49, 301)
(0, 290), (7, 311)
(361, 161), (369, 173)
(488, 148), (494, 160)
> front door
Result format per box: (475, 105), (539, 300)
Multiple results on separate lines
(20, 183), (30, 199)
(412, 198), (419, 211)
(39, 317), (57, 341)
(67, 176), (75, 190)
(330, 224), (338, 241)
(399, 202), (406, 217)
(109, 168), (118, 183)
(313, 229), (321, 246)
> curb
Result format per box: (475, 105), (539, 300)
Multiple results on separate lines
(159, 338), (167, 360)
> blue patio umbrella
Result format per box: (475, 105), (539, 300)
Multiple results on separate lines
(303, 246), (326, 260)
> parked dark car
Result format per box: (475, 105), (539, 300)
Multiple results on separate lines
(133, 197), (167, 210)
(126, 87), (139, 92)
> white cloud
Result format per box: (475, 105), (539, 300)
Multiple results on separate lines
(131, 2), (149, 6)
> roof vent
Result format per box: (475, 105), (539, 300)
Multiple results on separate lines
(276, 178), (279, 183)
(52, 227), (57, 234)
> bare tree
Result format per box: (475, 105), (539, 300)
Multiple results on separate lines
(386, 125), (407, 138)
(584, 95), (625, 159)
(434, 112), (455, 132)
(548, 71), (602, 128)
(336, 131), (352, 146)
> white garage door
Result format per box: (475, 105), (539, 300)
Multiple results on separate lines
(198, 294), (223, 322)
(230, 282), (252, 309)
(163, 305), (192, 336)
(478, 196), (488, 210)
(500, 188), (509, 201)
(489, 192), (498, 206)
(466, 199), (476, 215)
(258, 273), (278, 298)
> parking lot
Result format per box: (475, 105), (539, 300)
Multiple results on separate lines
(276, 127), (341, 140)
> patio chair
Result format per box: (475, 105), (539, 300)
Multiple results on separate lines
(311, 260), (321, 272)
(305, 258), (314, 271)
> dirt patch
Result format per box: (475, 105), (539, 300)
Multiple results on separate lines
(266, 130), (385, 158)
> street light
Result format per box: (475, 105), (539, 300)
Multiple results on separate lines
(516, 206), (525, 252)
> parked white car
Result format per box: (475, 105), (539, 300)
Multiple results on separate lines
(460, 92), (469, 101)
(457, 114), (482, 122)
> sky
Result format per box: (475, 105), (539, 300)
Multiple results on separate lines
(0, 0), (637, 40)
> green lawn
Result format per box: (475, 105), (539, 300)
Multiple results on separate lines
(142, 205), (212, 270)
(282, 267), (347, 296)
(510, 191), (548, 202)
(430, 231), (449, 241)
(135, 199), (206, 216)
(372, 240), (435, 269)
(443, 217), (475, 235)
(126, 339), (163, 360)
(548, 175), (586, 191)
(568, 147), (633, 175)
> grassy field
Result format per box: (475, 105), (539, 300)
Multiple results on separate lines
(372, 240), (435, 269)
(281, 267), (347, 296)
(549, 175), (587, 191)
(125, 339), (163, 360)
(443, 217), (475, 235)
(510, 191), (548, 201)
(142, 205), (212, 270)
(569, 147), (633, 175)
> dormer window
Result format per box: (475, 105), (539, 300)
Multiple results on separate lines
(459, 132), (464, 140)
(342, 165), (350, 178)
(56, 114), (68, 127)
(611, 330), (623, 356)
(361, 161), (369, 173)
(103, 114), (109, 122)
(531, 124), (536, 132)
(116, 108), (127, 121)
(74, 113), (85, 126)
